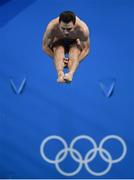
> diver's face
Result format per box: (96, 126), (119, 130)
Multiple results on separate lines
(59, 21), (75, 37)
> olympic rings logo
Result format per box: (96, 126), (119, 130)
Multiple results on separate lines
(40, 135), (127, 176)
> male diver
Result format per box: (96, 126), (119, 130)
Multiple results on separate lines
(42, 11), (90, 83)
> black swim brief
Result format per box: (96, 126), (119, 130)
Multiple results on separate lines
(49, 38), (82, 54)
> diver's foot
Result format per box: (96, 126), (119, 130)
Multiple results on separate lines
(57, 71), (65, 83)
(64, 72), (73, 82)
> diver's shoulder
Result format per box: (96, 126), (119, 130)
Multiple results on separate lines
(76, 16), (89, 35)
(47, 17), (59, 29)
(76, 16), (89, 27)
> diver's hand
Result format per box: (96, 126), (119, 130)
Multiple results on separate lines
(63, 57), (69, 68)
(76, 38), (81, 46)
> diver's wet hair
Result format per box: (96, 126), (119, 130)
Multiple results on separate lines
(59, 11), (76, 24)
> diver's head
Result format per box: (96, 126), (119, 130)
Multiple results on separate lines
(59, 11), (76, 36)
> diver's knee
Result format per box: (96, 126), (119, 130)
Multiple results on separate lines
(54, 46), (64, 54)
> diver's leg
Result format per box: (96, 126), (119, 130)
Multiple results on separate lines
(53, 46), (65, 83)
(64, 47), (81, 82)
